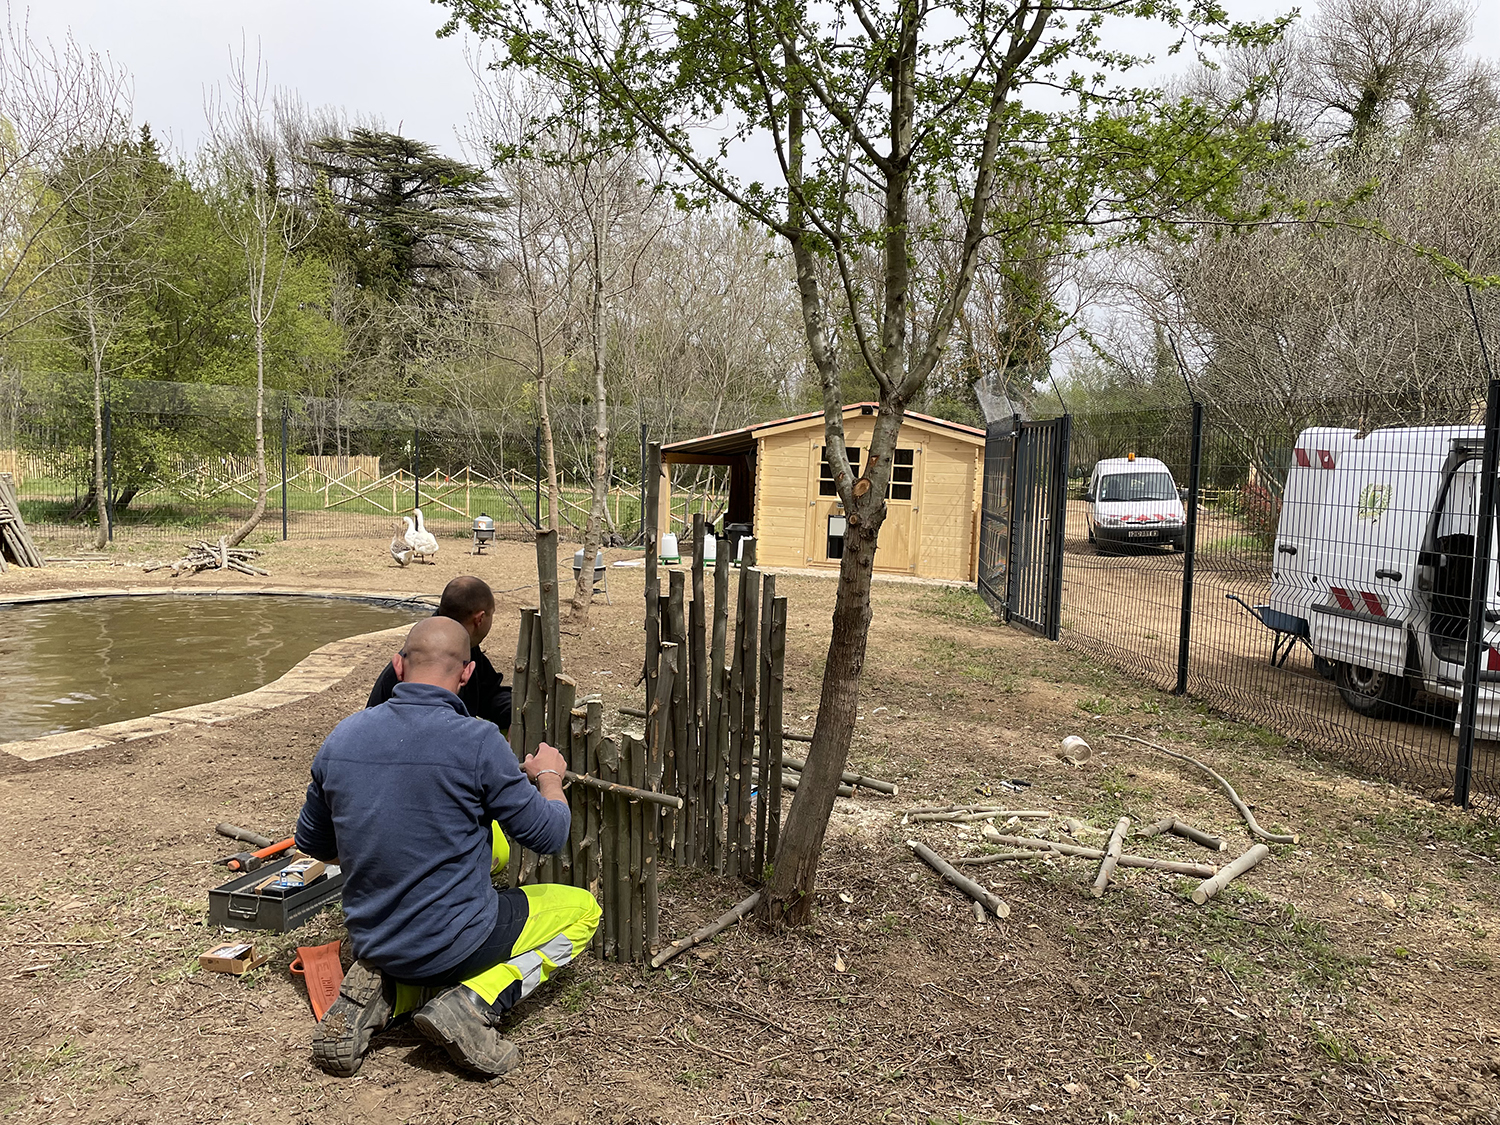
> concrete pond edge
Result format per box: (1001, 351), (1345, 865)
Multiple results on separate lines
(0, 586), (438, 763)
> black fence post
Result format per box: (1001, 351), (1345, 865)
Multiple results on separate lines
(1174, 401), (1204, 695)
(1003, 413), (1022, 619)
(413, 424), (421, 513)
(1044, 414), (1071, 641)
(280, 398), (289, 541)
(103, 398), (114, 542)
(534, 424), (542, 529)
(1455, 378), (1500, 807)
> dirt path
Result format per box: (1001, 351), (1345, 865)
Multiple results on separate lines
(2, 534), (1499, 1124)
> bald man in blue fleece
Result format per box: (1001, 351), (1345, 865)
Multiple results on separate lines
(296, 615), (599, 1078)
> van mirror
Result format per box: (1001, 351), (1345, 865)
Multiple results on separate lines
(1178, 487), (1189, 502)
(1084, 490), (1094, 502)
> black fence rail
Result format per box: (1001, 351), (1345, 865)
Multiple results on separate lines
(988, 382), (1500, 811)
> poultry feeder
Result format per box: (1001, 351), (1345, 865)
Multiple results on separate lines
(470, 513), (496, 555)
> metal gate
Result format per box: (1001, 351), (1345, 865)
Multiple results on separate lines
(977, 414), (1070, 639)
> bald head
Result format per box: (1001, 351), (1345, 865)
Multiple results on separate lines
(393, 617), (475, 694)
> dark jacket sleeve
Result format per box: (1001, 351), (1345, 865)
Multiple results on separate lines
(460, 649), (511, 731)
(475, 729), (569, 855)
(294, 763), (340, 862)
(366, 661), (399, 710)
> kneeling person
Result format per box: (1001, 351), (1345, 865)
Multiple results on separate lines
(295, 616), (599, 1077)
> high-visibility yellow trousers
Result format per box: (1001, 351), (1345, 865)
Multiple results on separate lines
(392, 824), (599, 1020)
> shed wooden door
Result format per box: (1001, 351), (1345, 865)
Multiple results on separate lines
(805, 441), (859, 568)
(873, 445), (920, 573)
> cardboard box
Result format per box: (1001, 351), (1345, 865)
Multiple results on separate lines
(199, 941), (270, 975)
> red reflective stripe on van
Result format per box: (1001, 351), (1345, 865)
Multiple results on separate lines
(1330, 587), (1356, 611)
(1294, 448), (1311, 468)
(1359, 590), (1386, 617)
(1317, 449), (1336, 469)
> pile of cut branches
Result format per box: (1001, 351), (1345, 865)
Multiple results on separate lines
(143, 537), (268, 578)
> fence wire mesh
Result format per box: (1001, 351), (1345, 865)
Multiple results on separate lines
(1, 379), (729, 548)
(995, 384), (1500, 811)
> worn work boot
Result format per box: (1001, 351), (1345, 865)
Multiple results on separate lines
(412, 986), (521, 1077)
(311, 960), (394, 1077)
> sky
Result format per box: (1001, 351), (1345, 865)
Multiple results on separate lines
(19, 0), (1500, 167)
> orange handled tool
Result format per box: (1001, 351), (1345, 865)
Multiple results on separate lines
(219, 835), (297, 873)
(290, 940), (345, 1021)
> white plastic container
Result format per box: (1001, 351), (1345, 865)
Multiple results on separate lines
(702, 534), (717, 562)
(659, 532), (680, 564)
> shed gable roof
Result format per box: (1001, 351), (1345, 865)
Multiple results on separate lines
(662, 403), (984, 461)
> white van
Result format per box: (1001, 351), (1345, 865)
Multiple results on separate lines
(1268, 424), (1500, 732)
(1085, 456), (1187, 550)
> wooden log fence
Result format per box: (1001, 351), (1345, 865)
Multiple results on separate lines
(501, 509), (797, 963)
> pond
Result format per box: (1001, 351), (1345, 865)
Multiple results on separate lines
(0, 595), (427, 743)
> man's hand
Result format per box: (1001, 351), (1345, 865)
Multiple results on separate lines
(523, 742), (567, 803)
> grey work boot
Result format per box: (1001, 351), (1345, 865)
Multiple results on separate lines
(412, 986), (521, 1077)
(311, 960), (394, 1077)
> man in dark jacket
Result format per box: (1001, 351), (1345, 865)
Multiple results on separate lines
(298, 616), (598, 1078)
(366, 575), (511, 732)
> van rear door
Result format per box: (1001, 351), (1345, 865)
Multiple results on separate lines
(1271, 428), (1355, 624)
(1307, 444), (1441, 677)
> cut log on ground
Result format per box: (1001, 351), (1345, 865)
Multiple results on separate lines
(753, 769), (854, 799)
(1107, 733), (1298, 845)
(908, 809), (1052, 824)
(781, 756), (897, 795)
(907, 839), (1011, 919)
(975, 834), (1220, 878)
(650, 890), (762, 969)
(1168, 820), (1227, 852)
(1192, 844), (1271, 904)
(1135, 817), (1176, 839)
(1092, 817), (1130, 897)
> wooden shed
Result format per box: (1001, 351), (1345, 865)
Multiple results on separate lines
(660, 403), (985, 582)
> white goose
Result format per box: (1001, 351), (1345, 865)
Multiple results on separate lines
(406, 507), (439, 563)
(390, 519), (414, 567)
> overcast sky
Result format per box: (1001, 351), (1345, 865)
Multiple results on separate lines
(18, 0), (1500, 164)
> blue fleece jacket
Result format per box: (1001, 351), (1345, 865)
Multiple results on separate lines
(295, 681), (569, 981)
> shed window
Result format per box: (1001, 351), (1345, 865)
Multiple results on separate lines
(819, 446), (860, 497)
(890, 448), (914, 501)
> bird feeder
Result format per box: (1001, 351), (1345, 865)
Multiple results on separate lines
(470, 513), (496, 555)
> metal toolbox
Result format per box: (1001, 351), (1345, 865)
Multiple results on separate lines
(208, 857), (343, 932)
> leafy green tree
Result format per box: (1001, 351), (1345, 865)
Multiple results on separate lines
(436, 0), (1288, 923)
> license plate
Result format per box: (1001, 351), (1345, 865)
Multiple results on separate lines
(1127, 529), (1158, 538)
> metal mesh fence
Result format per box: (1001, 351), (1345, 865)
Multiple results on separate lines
(1033, 384), (1500, 810)
(0, 378), (730, 548)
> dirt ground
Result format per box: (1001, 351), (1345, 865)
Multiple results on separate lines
(4, 532), (1500, 1124)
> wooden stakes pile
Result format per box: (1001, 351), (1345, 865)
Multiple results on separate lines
(0, 473), (42, 569)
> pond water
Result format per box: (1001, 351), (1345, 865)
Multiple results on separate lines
(0, 595), (427, 743)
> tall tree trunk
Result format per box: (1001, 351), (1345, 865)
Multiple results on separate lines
(538, 365), (562, 532)
(571, 224), (611, 620)
(89, 348), (107, 551)
(228, 321), (268, 546)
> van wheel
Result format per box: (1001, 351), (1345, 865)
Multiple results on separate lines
(1335, 663), (1409, 718)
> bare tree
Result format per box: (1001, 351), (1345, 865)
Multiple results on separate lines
(45, 132), (167, 548)
(204, 44), (313, 547)
(0, 20), (134, 340)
